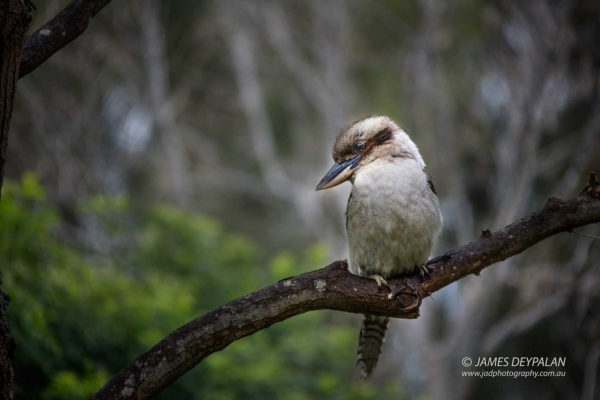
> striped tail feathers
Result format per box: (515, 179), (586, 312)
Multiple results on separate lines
(356, 314), (390, 379)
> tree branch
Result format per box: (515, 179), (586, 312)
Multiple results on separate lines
(18, 0), (113, 79)
(92, 173), (600, 400)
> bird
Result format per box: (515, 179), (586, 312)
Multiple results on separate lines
(316, 115), (442, 379)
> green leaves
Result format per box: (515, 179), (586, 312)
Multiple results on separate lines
(2, 175), (407, 400)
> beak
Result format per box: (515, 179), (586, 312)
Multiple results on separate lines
(316, 155), (361, 191)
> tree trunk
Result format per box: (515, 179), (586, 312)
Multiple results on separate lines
(0, 0), (31, 398)
(0, 290), (16, 400)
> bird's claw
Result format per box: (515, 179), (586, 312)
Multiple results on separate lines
(404, 278), (416, 293)
(389, 278), (417, 300)
(367, 274), (389, 291)
(419, 264), (430, 280)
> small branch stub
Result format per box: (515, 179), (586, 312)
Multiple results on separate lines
(582, 172), (600, 198)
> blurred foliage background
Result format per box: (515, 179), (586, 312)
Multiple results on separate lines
(2, 0), (600, 399)
(2, 175), (404, 399)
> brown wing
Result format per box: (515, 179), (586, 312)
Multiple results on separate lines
(425, 170), (437, 196)
(345, 191), (353, 230)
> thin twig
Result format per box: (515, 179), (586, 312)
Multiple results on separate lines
(570, 230), (600, 241)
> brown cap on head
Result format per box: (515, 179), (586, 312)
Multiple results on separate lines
(332, 115), (399, 163)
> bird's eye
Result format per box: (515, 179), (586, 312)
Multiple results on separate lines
(355, 142), (365, 152)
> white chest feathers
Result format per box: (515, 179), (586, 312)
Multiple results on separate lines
(346, 157), (442, 277)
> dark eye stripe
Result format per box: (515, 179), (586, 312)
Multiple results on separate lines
(361, 127), (393, 156)
(334, 127), (394, 162)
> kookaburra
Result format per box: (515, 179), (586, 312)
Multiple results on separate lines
(316, 115), (442, 379)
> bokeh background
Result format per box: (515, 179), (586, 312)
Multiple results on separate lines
(2, 0), (600, 399)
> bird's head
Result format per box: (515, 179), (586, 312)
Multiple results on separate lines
(316, 115), (424, 190)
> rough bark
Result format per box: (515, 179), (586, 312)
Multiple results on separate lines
(92, 174), (600, 400)
(1, 1), (31, 397)
(0, 289), (16, 400)
(19, 0), (113, 79)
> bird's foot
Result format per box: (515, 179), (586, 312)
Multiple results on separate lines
(389, 278), (417, 300)
(404, 279), (416, 293)
(367, 274), (389, 291)
(419, 264), (430, 281)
